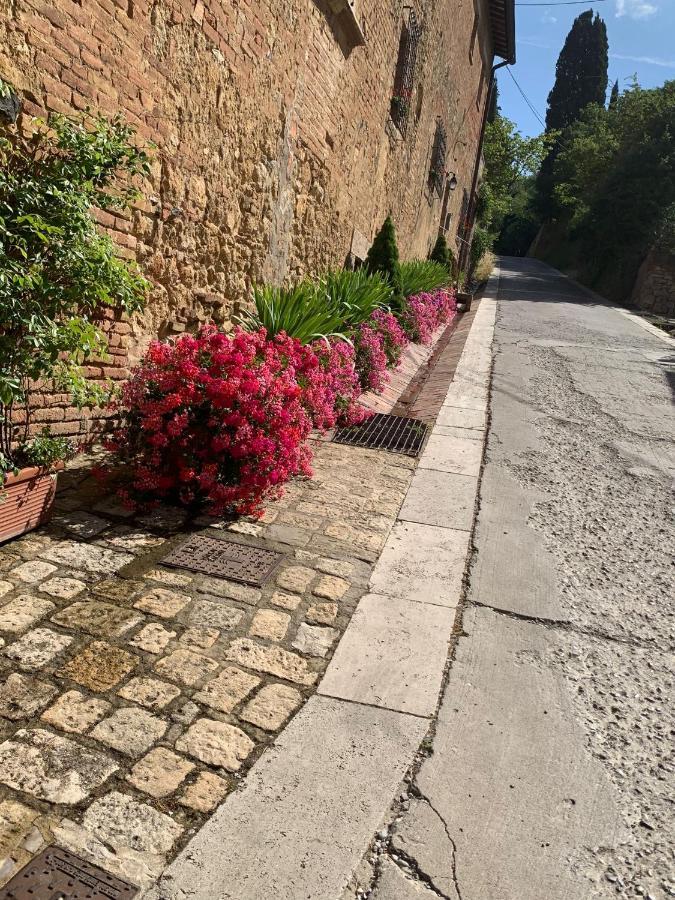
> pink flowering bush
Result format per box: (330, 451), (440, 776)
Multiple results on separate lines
(101, 326), (368, 517)
(306, 338), (369, 428)
(400, 287), (457, 344)
(370, 309), (409, 366)
(353, 310), (409, 393)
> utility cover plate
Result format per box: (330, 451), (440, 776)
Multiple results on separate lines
(332, 413), (429, 457)
(0, 845), (138, 899)
(161, 534), (283, 585)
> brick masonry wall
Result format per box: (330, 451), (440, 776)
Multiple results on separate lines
(631, 248), (675, 318)
(1, 0), (494, 439)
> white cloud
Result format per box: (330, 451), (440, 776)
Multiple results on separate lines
(611, 52), (675, 68)
(615, 0), (658, 19)
(541, 10), (558, 23)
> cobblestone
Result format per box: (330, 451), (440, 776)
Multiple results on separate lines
(41, 540), (134, 574)
(91, 706), (168, 756)
(0, 595), (55, 634)
(275, 566), (316, 594)
(4, 628), (73, 669)
(179, 771), (230, 813)
(0, 728), (117, 803)
(117, 676), (181, 711)
(0, 437), (415, 886)
(130, 623), (177, 654)
(127, 748), (195, 798)
(52, 600), (143, 638)
(134, 587), (191, 618)
(60, 641), (138, 692)
(241, 684), (303, 731)
(176, 718), (255, 770)
(249, 609), (290, 641)
(292, 623), (339, 658)
(41, 690), (111, 733)
(313, 574), (350, 600)
(306, 602), (338, 625)
(38, 576), (87, 599)
(10, 560), (57, 583)
(0, 673), (59, 719)
(154, 649), (219, 686)
(226, 638), (318, 685)
(194, 666), (260, 713)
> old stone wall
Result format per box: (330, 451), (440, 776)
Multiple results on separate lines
(631, 248), (675, 318)
(1, 0), (494, 439)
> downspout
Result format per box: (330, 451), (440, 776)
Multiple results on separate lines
(458, 57), (510, 277)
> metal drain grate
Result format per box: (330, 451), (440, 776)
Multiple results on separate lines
(0, 845), (138, 899)
(162, 534), (283, 585)
(332, 413), (429, 457)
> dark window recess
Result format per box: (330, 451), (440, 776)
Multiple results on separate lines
(332, 413), (429, 457)
(428, 119), (448, 198)
(390, 9), (422, 137)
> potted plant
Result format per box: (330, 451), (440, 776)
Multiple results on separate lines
(0, 82), (150, 541)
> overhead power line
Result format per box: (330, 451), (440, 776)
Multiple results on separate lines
(504, 66), (547, 128)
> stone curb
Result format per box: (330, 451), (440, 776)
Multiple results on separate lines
(144, 269), (501, 900)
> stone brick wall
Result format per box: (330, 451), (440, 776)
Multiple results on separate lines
(1, 0), (495, 439)
(631, 248), (675, 318)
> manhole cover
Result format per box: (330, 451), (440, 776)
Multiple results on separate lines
(0, 845), (138, 899)
(332, 413), (429, 457)
(162, 534), (283, 585)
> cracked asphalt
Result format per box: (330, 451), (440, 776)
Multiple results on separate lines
(367, 258), (675, 900)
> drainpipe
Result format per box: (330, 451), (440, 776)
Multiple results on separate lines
(458, 57), (510, 278)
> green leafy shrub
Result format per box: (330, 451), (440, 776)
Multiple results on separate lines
(242, 269), (393, 343)
(365, 216), (403, 300)
(469, 226), (494, 279)
(241, 281), (347, 344)
(322, 269), (393, 326)
(399, 261), (450, 300)
(0, 102), (151, 474)
(429, 233), (457, 278)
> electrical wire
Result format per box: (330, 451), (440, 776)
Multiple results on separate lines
(503, 66), (547, 128)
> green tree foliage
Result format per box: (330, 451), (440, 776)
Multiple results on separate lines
(0, 100), (151, 464)
(550, 80), (675, 298)
(365, 216), (402, 299)
(428, 233), (456, 277)
(536, 10), (609, 217)
(474, 112), (550, 264)
(609, 79), (619, 110)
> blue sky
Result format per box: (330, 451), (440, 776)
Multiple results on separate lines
(498, 0), (675, 136)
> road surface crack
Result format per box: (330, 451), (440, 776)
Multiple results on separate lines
(469, 598), (660, 650)
(407, 789), (464, 900)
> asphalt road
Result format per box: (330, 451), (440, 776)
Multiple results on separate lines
(387, 257), (674, 900)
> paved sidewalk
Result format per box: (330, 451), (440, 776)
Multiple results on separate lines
(144, 290), (497, 900)
(0, 441), (415, 891)
(366, 258), (674, 900)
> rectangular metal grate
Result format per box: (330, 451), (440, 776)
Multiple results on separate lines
(161, 534), (283, 585)
(0, 845), (138, 899)
(332, 413), (429, 457)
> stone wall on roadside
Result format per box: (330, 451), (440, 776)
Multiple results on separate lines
(631, 248), (675, 318)
(1, 0), (495, 439)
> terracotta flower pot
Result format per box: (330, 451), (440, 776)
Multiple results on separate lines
(0, 463), (63, 544)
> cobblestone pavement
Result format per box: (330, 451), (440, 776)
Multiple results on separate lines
(0, 439), (415, 891)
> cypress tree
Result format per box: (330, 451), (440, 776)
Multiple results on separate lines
(609, 79), (619, 109)
(429, 233), (456, 277)
(366, 216), (402, 297)
(536, 10), (609, 217)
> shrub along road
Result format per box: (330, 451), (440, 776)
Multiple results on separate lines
(368, 257), (674, 900)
